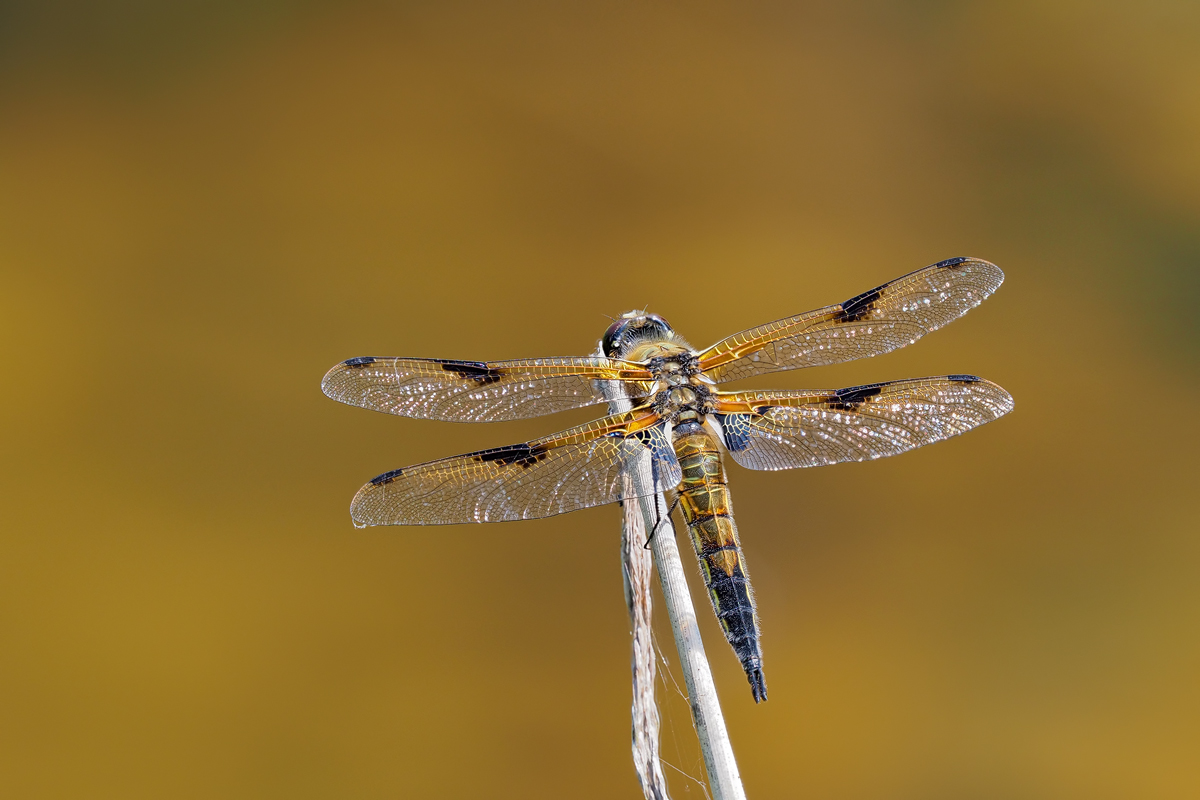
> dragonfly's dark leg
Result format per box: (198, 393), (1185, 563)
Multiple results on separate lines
(644, 494), (681, 549)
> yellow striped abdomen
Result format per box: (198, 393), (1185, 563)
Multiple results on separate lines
(673, 424), (767, 702)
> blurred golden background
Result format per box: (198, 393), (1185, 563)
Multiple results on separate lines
(2, 2), (1198, 798)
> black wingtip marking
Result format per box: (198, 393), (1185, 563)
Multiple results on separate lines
(829, 383), (885, 410)
(835, 284), (884, 323)
(437, 359), (504, 385)
(343, 356), (377, 368)
(369, 467), (404, 486)
(474, 443), (549, 468)
(947, 374), (982, 383)
(934, 256), (971, 270)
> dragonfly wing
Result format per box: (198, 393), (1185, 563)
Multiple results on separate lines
(350, 406), (681, 526)
(711, 376), (1013, 470)
(697, 258), (1004, 383)
(322, 356), (654, 422)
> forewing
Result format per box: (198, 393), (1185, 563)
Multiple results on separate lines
(350, 407), (681, 526)
(712, 376), (1013, 470)
(322, 356), (654, 422)
(697, 258), (1004, 383)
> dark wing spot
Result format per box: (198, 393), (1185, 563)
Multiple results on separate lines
(369, 467), (404, 486)
(343, 356), (377, 368)
(947, 374), (981, 383)
(829, 382), (884, 410)
(713, 414), (752, 452)
(834, 284), (884, 323)
(933, 256), (970, 270)
(436, 359), (504, 385)
(474, 443), (549, 468)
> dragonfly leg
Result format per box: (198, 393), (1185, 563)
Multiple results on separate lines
(644, 494), (680, 549)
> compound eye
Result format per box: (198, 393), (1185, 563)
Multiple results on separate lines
(644, 313), (672, 332)
(602, 319), (631, 357)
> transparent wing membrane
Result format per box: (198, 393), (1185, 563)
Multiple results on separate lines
(322, 356), (654, 423)
(349, 406), (681, 526)
(698, 258), (1004, 383)
(712, 376), (1013, 471)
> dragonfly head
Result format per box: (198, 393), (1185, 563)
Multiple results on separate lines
(602, 311), (675, 358)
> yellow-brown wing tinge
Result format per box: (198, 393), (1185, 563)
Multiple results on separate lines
(711, 375), (1013, 470)
(349, 405), (681, 526)
(322, 356), (654, 422)
(697, 258), (1004, 383)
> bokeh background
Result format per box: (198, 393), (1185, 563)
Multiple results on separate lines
(2, 2), (1198, 798)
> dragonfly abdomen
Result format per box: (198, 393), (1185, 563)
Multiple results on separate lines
(673, 423), (767, 703)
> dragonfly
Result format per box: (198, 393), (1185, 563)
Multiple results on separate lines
(322, 257), (1013, 703)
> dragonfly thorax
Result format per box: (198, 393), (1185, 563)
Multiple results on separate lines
(650, 354), (714, 420)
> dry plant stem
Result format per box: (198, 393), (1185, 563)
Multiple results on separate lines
(642, 489), (747, 800)
(601, 354), (745, 800)
(604, 374), (670, 800)
(621, 495), (670, 800)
